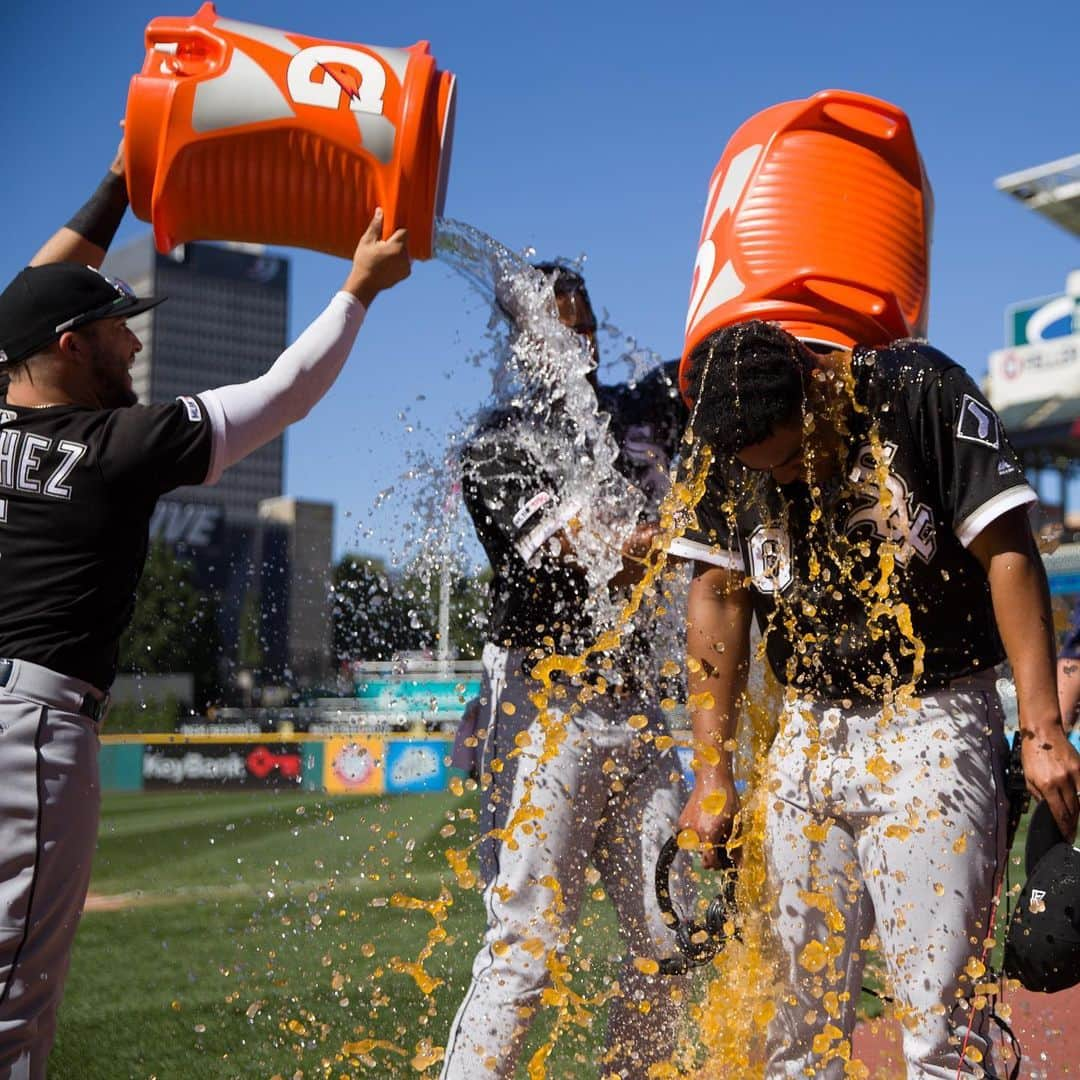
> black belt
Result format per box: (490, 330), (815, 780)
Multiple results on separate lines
(0, 658), (110, 723)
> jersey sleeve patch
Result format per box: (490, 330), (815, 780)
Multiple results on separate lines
(516, 496), (584, 565)
(956, 394), (1000, 449)
(177, 395), (203, 423)
(512, 490), (554, 530)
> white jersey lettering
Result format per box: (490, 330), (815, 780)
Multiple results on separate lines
(16, 434), (51, 494)
(0, 430), (17, 488)
(43, 441), (88, 500)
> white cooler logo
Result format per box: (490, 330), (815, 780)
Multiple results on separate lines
(287, 46), (386, 115)
(747, 525), (793, 594)
(685, 144), (762, 341)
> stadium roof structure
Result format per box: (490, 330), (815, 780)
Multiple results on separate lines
(997, 394), (1080, 464)
(996, 153), (1080, 238)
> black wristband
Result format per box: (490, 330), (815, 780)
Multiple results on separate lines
(65, 171), (129, 251)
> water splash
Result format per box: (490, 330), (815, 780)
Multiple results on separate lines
(434, 218), (644, 608)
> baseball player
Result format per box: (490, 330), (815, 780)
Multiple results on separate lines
(440, 266), (691, 1079)
(673, 320), (1080, 1078)
(1056, 601), (1080, 730)
(0, 140), (410, 1078)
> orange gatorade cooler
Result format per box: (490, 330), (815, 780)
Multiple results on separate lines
(124, 3), (456, 260)
(681, 89), (932, 388)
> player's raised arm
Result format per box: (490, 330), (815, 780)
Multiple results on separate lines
(677, 562), (752, 869)
(30, 140), (128, 270)
(196, 209), (410, 483)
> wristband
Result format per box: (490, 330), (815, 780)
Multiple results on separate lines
(65, 171), (129, 250)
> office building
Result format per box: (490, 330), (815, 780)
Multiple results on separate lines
(103, 237), (332, 683)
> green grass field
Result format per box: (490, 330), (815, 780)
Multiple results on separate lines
(49, 789), (1031, 1079)
(50, 789), (632, 1080)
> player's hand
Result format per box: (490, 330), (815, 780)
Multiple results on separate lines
(678, 771), (740, 870)
(608, 522), (661, 590)
(622, 521), (660, 560)
(110, 133), (125, 178)
(1021, 723), (1080, 841)
(343, 208), (411, 307)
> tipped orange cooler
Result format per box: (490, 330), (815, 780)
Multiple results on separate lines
(124, 3), (456, 260)
(681, 89), (933, 395)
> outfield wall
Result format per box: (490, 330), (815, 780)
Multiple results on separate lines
(100, 734), (455, 795)
(99, 734), (700, 796)
(100, 730), (1080, 797)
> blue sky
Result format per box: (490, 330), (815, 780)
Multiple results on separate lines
(3, 0), (1077, 562)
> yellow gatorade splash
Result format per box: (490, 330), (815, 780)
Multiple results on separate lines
(261, 389), (949, 1080)
(387, 889), (452, 997)
(680, 349), (949, 1078)
(474, 450), (718, 1074)
(305, 337), (997, 1079)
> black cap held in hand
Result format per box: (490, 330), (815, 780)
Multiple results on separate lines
(1004, 801), (1080, 993)
(0, 263), (164, 366)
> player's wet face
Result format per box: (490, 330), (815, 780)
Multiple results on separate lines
(736, 416), (804, 485)
(81, 317), (141, 408)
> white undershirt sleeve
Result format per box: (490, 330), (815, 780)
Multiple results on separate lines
(197, 291), (366, 485)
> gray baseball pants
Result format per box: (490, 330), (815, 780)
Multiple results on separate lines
(0, 659), (104, 1080)
(763, 674), (1009, 1079)
(441, 645), (691, 1079)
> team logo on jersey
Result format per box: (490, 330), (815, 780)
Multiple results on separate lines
(956, 394), (1000, 450)
(846, 441), (937, 566)
(746, 525), (793, 594)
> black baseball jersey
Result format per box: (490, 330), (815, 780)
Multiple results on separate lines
(462, 363), (687, 658)
(672, 342), (1036, 701)
(0, 397), (213, 689)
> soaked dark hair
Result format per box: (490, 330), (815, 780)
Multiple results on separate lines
(533, 261), (596, 329)
(683, 320), (812, 455)
(532, 261), (588, 300)
(495, 261), (595, 331)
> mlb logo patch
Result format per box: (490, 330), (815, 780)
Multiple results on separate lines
(177, 395), (203, 423)
(956, 394), (1000, 450)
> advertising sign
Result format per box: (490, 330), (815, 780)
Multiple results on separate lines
(385, 739), (449, 794)
(352, 677), (481, 717)
(323, 736), (385, 794)
(142, 742), (303, 789)
(1007, 292), (1078, 347)
(986, 333), (1080, 411)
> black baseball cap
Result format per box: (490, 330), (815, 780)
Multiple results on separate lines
(0, 263), (164, 366)
(1003, 800), (1080, 993)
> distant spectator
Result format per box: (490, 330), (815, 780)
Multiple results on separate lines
(449, 696), (483, 780)
(1058, 600), (1080, 730)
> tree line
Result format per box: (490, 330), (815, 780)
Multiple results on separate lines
(119, 542), (491, 708)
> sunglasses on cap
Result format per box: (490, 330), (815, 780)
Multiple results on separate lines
(54, 275), (139, 334)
